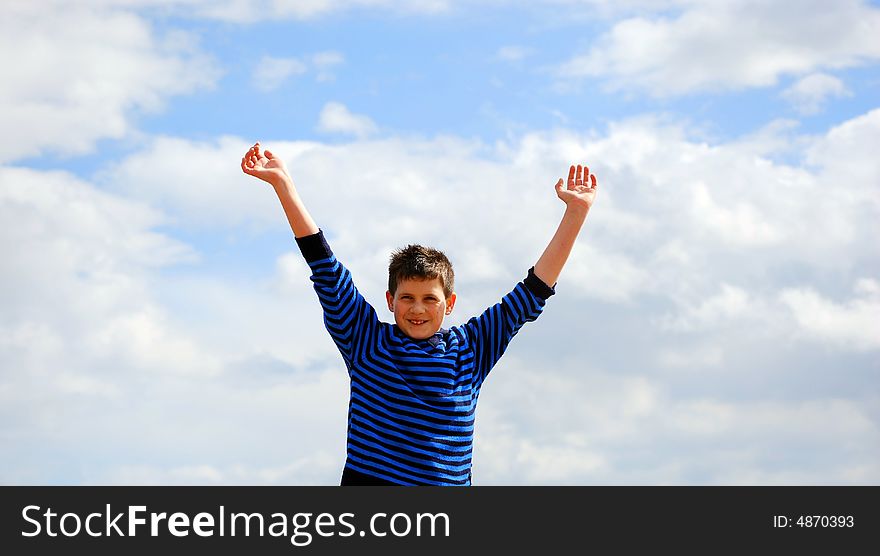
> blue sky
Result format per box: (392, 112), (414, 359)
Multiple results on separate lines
(137, 10), (877, 140)
(1, 0), (878, 485)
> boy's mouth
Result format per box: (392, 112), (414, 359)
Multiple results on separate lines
(408, 319), (428, 326)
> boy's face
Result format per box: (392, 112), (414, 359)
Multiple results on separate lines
(386, 277), (456, 340)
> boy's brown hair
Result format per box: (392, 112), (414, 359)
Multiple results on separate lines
(388, 245), (455, 298)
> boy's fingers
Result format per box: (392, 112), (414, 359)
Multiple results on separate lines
(264, 149), (274, 159)
(568, 165), (575, 186)
(576, 164), (583, 184)
(591, 174), (597, 188)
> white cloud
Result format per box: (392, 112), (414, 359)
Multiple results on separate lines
(312, 51), (345, 82)
(806, 108), (880, 207)
(251, 56), (308, 92)
(661, 283), (752, 332)
(5, 0), (878, 488)
(0, 3), (219, 163)
(6, 103), (880, 484)
(475, 361), (879, 484)
(100, 454), (341, 485)
(20, 0), (454, 23)
(495, 45), (531, 62)
(780, 279), (880, 352)
(598, 114), (872, 267)
(101, 108), (879, 313)
(250, 51), (344, 90)
(316, 102), (379, 138)
(270, 0), (452, 19)
(689, 182), (784, 247)
(658, 344), (724, 369)
(561, 242), (650, 302)
(93, 107), (880, 375)
(101, 0), (454, 22)
(781, 73), (851, 115)
(0, 165), (215, 377)
(558, 0), (880, 95)
(96, 135), (296, 229)
(0, 164), (355, 485)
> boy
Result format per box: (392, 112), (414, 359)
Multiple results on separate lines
(241, 142), (598, 485)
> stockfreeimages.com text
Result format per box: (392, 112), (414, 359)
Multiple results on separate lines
(21, 504), (450, 547)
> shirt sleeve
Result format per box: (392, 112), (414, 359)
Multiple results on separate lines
(461, 267), (554, 387)
(296, 230), (379, 368)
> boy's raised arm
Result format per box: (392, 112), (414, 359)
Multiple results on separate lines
(533, 164), (598, 288)
(241, 142), (319, 238)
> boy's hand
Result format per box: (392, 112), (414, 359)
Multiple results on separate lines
(555, 164), (598, 212)
(534, 164), (597, 286)
(241, 142), (291, 187)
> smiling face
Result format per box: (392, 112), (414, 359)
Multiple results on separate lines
(386, 277), (456, 340)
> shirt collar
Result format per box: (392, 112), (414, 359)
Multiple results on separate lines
(393, 325), (448, 347)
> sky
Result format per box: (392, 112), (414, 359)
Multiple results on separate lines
(1, 0), (878, 485)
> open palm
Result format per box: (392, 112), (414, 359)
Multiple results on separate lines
(555, 164), (598, 211)
(241, 142), (291, 186)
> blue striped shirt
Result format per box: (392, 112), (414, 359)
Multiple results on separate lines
(297, 230), (555, 485)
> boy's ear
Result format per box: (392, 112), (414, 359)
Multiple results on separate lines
(385, 290), (394, 312)
(445, 292), (456, 315)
